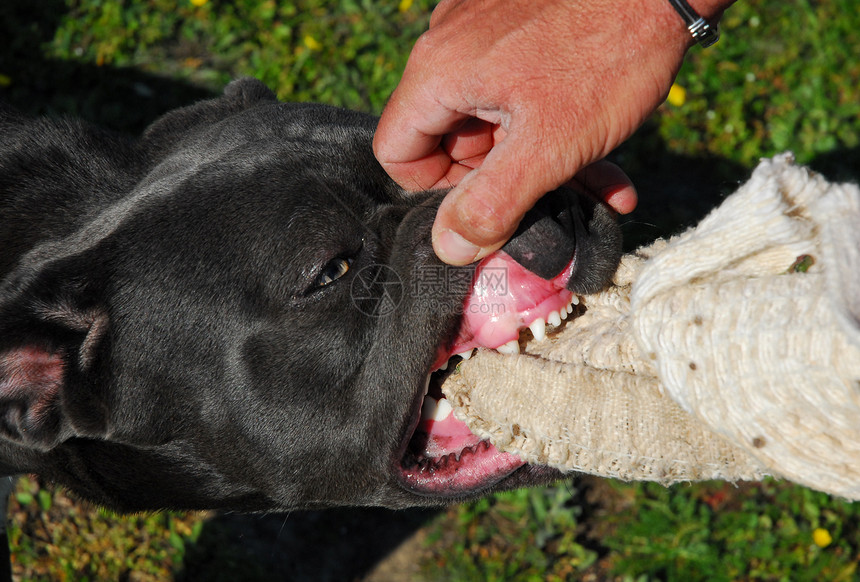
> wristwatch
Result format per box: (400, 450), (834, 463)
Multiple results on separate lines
(667, 0), (720, 48)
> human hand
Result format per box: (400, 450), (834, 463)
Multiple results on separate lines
(374, 0), (730, 265)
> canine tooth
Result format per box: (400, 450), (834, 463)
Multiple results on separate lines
(456, 349), (474, 361)
(496, 339), (520, 355)
(433, 397), (454, 421)
(528, 317), (547, 341)
(420, 395), (438, 421)
(423, 374), (432, 395)
(438, 360), (449, 371)
(547, 311), (562, 327)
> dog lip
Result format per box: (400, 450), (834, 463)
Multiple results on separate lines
(397, 439), (527, 497)
(396, 250), (577, 497)
(396, 371), (527, 497)
(446, 251), (576, 355)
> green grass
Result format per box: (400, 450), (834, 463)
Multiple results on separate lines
(1, 0), (859, 580)
(8, 476), (206, 581)
(421, 485), (598, 581)
(602, 480), (860, 581)
(45, 0), (434, 112)
(661, 0), (860, 172)
(418, 478), (860, 582)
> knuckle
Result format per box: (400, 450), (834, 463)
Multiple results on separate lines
(410, 29), (442, 61)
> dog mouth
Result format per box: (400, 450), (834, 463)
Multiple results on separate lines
(397, 250), (578, 497)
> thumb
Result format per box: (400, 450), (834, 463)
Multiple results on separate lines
(431, 134), (568, 265)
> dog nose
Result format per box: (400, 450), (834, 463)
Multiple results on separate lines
(500, 187), (585, 280)
(499, 186), (622, 294)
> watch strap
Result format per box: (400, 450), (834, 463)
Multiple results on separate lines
(667, 0), (720, 47)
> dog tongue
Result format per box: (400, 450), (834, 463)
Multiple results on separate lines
(448, 251), (574, 355)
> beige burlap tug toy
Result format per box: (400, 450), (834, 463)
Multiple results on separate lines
(441, 153), (860, 499)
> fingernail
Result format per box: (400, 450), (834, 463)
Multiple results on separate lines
(434, 229), (483, 265)
(602, 188), (637, 215)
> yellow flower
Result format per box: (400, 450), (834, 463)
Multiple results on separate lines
(190, 0), (208, 6)
(0, 74), (11, 88)
(666, 83), (687, 107)
(399, 0), (413, 12)
(813, 527), (833, 548)
(303, 35), (323, 52)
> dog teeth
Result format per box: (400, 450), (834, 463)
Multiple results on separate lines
(435, 398), (453, 420)
(432, 297), (579, 370)
(420, 395), (436, 421)
(496, 339), (520, 355)
(437, 360), (448, 371)
(528, 317), (547, 342)
(421, 395), (453, 422)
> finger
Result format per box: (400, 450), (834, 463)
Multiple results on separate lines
(426, 162), (474, 191)
(441, 118), (496, 169)
(442, 120), (508, 172)
(570, 160), (638, 214)
(373, 79), (471, 191)
(382, 146), (456, 192)
(431, 134), (563, 265)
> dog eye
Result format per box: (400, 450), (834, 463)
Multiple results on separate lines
(315, 258), (352, 287)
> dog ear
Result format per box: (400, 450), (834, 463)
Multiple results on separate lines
(139, 77), (278, 155)
(0, 281), (110, 452)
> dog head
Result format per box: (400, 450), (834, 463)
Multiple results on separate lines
(0, 78), (621, 511)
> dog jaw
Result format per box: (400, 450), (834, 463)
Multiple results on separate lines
(396, 250), (579, 497)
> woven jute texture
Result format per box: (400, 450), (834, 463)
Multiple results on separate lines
(441, 154), (860, 498)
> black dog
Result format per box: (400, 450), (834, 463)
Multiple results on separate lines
(0, 78), (621, 513)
